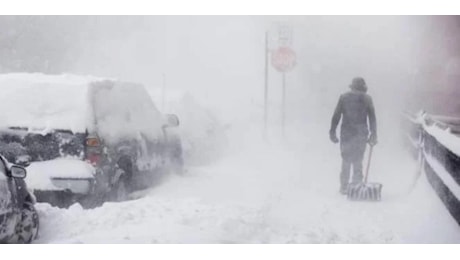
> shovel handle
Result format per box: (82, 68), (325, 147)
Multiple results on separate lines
(363, 144), (374, 183)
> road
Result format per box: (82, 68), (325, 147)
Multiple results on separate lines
(34, 126), (460, 243)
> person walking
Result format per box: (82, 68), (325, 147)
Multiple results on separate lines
(329, 77), (377, 194)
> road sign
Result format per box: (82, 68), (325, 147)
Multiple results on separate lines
(277, 25), (293, 47)
(271, 46), (296, 73)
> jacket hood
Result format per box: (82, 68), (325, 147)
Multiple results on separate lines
(349, 77), (368, 93)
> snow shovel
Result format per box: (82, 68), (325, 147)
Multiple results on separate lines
(347, 144), (383, 201)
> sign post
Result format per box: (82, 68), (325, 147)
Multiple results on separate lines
(265, 24), (296, 138)
(282, 72), (286, 136)
(271, 45), (296, 136)
(162, 73), (166, 111)
(264, 31), (269, 139)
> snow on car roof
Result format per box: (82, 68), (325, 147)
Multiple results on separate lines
(0, 73), (112, 133)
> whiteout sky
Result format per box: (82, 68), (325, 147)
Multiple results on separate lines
(3, 16), (458, 124)
(66, 16), (449, 123)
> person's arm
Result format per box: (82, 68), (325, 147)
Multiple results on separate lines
(329, 95), (342, 141)
(367, 96), (377, 144)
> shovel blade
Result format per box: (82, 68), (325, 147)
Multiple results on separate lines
(347, 182), (383, 201)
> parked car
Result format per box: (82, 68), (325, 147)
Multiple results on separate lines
(0, 73), (183, 208)
(147, 89), (228, 166)
(0, 154), (39, 243)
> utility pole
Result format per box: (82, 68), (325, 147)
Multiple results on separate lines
(264, 31), (269, 139)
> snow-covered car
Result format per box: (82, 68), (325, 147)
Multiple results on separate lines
(0, 73), (183, 208)
(147, 89), (228, 165)
(0, 154), (39, 243)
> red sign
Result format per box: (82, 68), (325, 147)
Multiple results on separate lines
(271, 47), (296, 73)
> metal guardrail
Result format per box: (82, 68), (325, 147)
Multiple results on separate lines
(404, 112), (460, 225)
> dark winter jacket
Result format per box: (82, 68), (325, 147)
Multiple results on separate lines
(330, 89), (377, 142)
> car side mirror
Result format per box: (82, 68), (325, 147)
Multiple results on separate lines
(10, 165), (27, 178)
(15, 155), (31, 167)
(164, 114), (180, 128)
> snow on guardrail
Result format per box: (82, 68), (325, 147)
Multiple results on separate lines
(416, 112), (460, 157)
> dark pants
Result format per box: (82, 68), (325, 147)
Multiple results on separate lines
(340, 134), (367, 189)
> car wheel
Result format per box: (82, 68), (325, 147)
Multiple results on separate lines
(170, 156), (184, 175)
(12, 201), (39, 244)
(78, 194), (104, 209)
(170, 138), (184, 175)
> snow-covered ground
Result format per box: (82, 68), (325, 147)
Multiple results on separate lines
(33, 123), (460, 243)
(11, 75), (456, 243)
